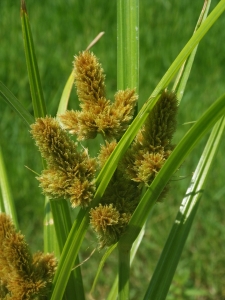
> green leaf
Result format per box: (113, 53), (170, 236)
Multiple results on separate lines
(57, 71), (75, 115)
(122, 93), (225, 248)
(143, 114), (225, 300)
(173, 0), (211, 103)
(20, 0), (47, 118)
(91, 244), (117, 294)
(43, 199), (59, 256)
(50, 208), (88, 300)
(117, 0), (139, 93)
(107, 225), (145, 300)
(117, 1), (139, 298)
(0, 147), (19, 229)
(49, 200), (85, 300)
(0, 81), (34, 127)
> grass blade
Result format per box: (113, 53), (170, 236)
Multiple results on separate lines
(107, 225), (145, 300)
(173, 0), (211, 103)
(20, 0), (47, 118)
(43, 199), (59, 255)
(50, 200), (85, 300)
(0, 147), (19, 228)
(143, 115), (225, 300)
(117, 0), (139, 92)
(118, 243), (130, 300)
(122, 93), (225, 247)
(91, 244), (117, 294)
(57, 71), (75, 115)
(117, 1), (139, 298)
(0, 81), (34, 127)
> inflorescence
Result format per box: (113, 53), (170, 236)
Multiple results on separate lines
(30, 50), (178, 248)
(0, 213), (57, 299)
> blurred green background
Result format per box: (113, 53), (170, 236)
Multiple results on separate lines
(1, 1), (225, 299)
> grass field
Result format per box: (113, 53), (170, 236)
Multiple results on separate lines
(1, 1), (225, 299)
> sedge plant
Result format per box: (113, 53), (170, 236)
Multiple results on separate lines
(0, 0), (225, 299)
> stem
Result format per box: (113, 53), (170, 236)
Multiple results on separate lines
(117, 1), (139, 298)
(0, 147), (19, 228)
(173, 0), (211, 103)
(117, 0), (139, 94)
(144, 116), (225, 300)
(50, 200), (85, 300)
(118, 242), (131, 300)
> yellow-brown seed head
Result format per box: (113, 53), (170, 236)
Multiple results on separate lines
(31, 117), (96, 207)
(74, 50), (106, 104)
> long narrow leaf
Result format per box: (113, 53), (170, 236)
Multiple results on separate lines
(107, 225), (145, 300)
(173, 0), (211, 103)
(0, 81), (34, 127)
(20, 0), (54, 257)
(43, 199), (59, 255)
(144, 115), (225, 300)
(50, 200), (85, 300)
(91, 244), (117, 294)
(122, 93), (225, 247)
(57, 71), (75, 116)
(20, 0), (47, 118)
(0, 147), (19, 228)
(117, 1), (139, 298)
(117, 0), (139, 92)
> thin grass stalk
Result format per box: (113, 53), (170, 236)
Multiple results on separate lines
(51, 210), (88, 300)
(20, 0), (56, 257)
(117, 0), (124, 91)
(50, 200), (85, 300)
(117, 1), (139, 298)
(57, 71), (75, 116)
(0, 81), (34, 127)
(43, 199), (59, 256)
(107, 226), (145, 300)
(117, 0), (139, 96)
(0, 147), (19, 228)
(20, 0), (47, 118)
(173, 0), (211, 102)
(143, 115), (225, 299)
(0, 189), (3, 212)
(91, 244), (117, 294)
(118, 242), (130, 300)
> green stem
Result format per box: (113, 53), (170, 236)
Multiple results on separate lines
(173, 0), (211, 103)
(144, 115), (225, 300)
(117, 1), (139, 298)
(118, 242), (131, 300)
(0, 147), (19, 228)
(20, 0), (47, 118)
(50, 200), (85, 300)
(107, 225), (145, 300)
(117, 0), (139, 96)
